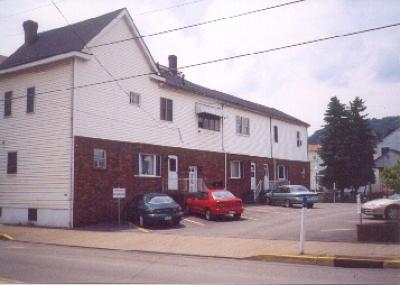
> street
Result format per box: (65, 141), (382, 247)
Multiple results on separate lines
(0, 241), (398, 284)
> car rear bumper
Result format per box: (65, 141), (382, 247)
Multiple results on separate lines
(214, 207), (244, 216)
(144, 212), (183, 223)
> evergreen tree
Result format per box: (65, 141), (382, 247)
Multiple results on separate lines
(319, 97), (351, 200)
(347, 97), (376, 198)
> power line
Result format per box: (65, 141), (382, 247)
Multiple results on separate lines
(179, 22), (400, 70)
(88, 0), (306, 49)
(0, 0), (67, 21)
(50, 1), (184, 142)
(132, 0), (207, 16)
(2, 20), (400, 105)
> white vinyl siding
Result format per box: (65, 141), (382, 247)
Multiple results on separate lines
(0, 60), (73, 227)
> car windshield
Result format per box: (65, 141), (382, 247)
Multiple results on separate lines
(211, 191), (235, 199)
(146, 196), (174, 204)
(290, 186), (309, 193)
(388, 193), (400, 200)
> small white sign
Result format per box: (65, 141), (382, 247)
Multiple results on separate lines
(113, 188), (126, 199)
(356, 194), (362, 214)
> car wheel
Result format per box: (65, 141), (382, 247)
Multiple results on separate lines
(266, 197), (272, 205)
(139, 215), (146, 227)
(173, 218), (181, 226)
(184, 205), (191, 215)
(307, 203), (314, 209)
(234, 213), (241, 220)
(385, 206), (400, 220)
(204, 209), (213, 221)
(284, 200), (291, 208)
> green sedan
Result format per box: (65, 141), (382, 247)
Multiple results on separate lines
(264, 185), (318, 208)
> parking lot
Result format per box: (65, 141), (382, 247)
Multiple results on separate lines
(123, 203), (380, 243)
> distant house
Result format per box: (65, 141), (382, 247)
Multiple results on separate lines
(0, 9), (310, 227)
(307, 144), (324, 191)
(371, 127), (400, 192)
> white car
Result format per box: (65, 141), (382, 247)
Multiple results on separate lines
(362, 193), (400, 220)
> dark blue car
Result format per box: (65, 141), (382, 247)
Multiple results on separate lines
(130, 193), (183, 227)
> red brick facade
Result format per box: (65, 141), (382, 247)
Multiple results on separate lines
(73, 136), (310, 226)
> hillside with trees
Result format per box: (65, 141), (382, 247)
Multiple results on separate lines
(309, 116), (400, 144)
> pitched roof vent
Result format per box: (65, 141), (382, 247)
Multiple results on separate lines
(168, 55), (177, 76)
(23, 20), (38, 45)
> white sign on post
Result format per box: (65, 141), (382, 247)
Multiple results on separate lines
(113, 188), (126, 226)
(113, 188), (126, 199)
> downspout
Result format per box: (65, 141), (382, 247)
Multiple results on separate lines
(222, 104), (227, 190)
(269, 117), (276, 181)
(70, 58), (77, 228)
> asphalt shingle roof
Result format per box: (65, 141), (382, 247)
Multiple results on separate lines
(0, 9), (124, 70)
(160, 68), (309, 127)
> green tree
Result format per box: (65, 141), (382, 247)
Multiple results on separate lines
(347, 97), (376, 199)
(319, 97), (351, 200)
(381, 160), (400, 193)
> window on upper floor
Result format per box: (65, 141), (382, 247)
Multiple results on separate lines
(296, 131), (303, 147)
(230, 161), (242, 179)
(274, 126), (278, 143)
(93, 148), (107, 169)
(198, 114), (220, 131)
(236, 116), (250, 136)
(7, 152), (17, 174)
(139, 153), (161, 176)
(27, 87), (35, 113)
(160, 97), (173, 121)
(4, 91), (12, 117)
(129, 91), (140, 106)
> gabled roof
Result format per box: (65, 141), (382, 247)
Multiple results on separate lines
(0, 55), (7, 64)
(159, 68), (309, 127)
(0, 9), (124, 70)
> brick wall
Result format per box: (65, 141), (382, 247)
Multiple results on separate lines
(73, 136), (309, 226)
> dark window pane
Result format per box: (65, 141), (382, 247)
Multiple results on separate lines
(4, 91), (12, 117)
(274, 126), (279, 143)
(7, 152), (17, 174)
(156, 155), (161, 176)
(160, 98), (166, 120)
(27, 87), (35, 113)
(28, 208), (37, 221)
(166, 99), (173, 121)
(169, 158), (176, 172)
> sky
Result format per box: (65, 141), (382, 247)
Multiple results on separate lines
(0, 0), (399, 134)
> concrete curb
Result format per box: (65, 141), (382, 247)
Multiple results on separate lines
(0, 233), (14, 241)
(250, 254), (400, 269)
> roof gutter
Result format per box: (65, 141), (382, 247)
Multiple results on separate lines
(0, 51), (92, 75)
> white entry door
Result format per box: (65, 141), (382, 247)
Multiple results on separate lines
(264, 164), (270, 191)
(168, 155), (178, 190)
(188, 166), (198, 192)
(251, 162), (256, 190)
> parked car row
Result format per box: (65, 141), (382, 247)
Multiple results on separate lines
(128, 185), (319, 228)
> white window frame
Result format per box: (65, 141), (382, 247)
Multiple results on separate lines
(230, 161), (241, 179)
(296, 131), (302, 147)
(139, 153), (161, 177)
(278, 165), (289, 181)
(129, 91), (141, 106)
(93, 148), (107, 169)
(236, 116), (250, 136)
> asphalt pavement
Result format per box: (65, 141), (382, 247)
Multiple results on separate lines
(1, 241), (399, 284)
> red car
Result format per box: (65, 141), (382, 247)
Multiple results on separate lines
(185, 190), (244, 220)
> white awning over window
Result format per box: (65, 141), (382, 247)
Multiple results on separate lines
(195, 103), (223, 117)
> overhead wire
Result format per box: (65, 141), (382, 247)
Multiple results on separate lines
(50, 0), (184, 142)
(88, 0), (306, 49)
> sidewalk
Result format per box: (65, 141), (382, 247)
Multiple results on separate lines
(1, 224), (399, 268)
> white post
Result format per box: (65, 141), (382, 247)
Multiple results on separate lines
(118, 198), (121, 226)
(356, 193), (362, 225)
(299, 196), (307, 254)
